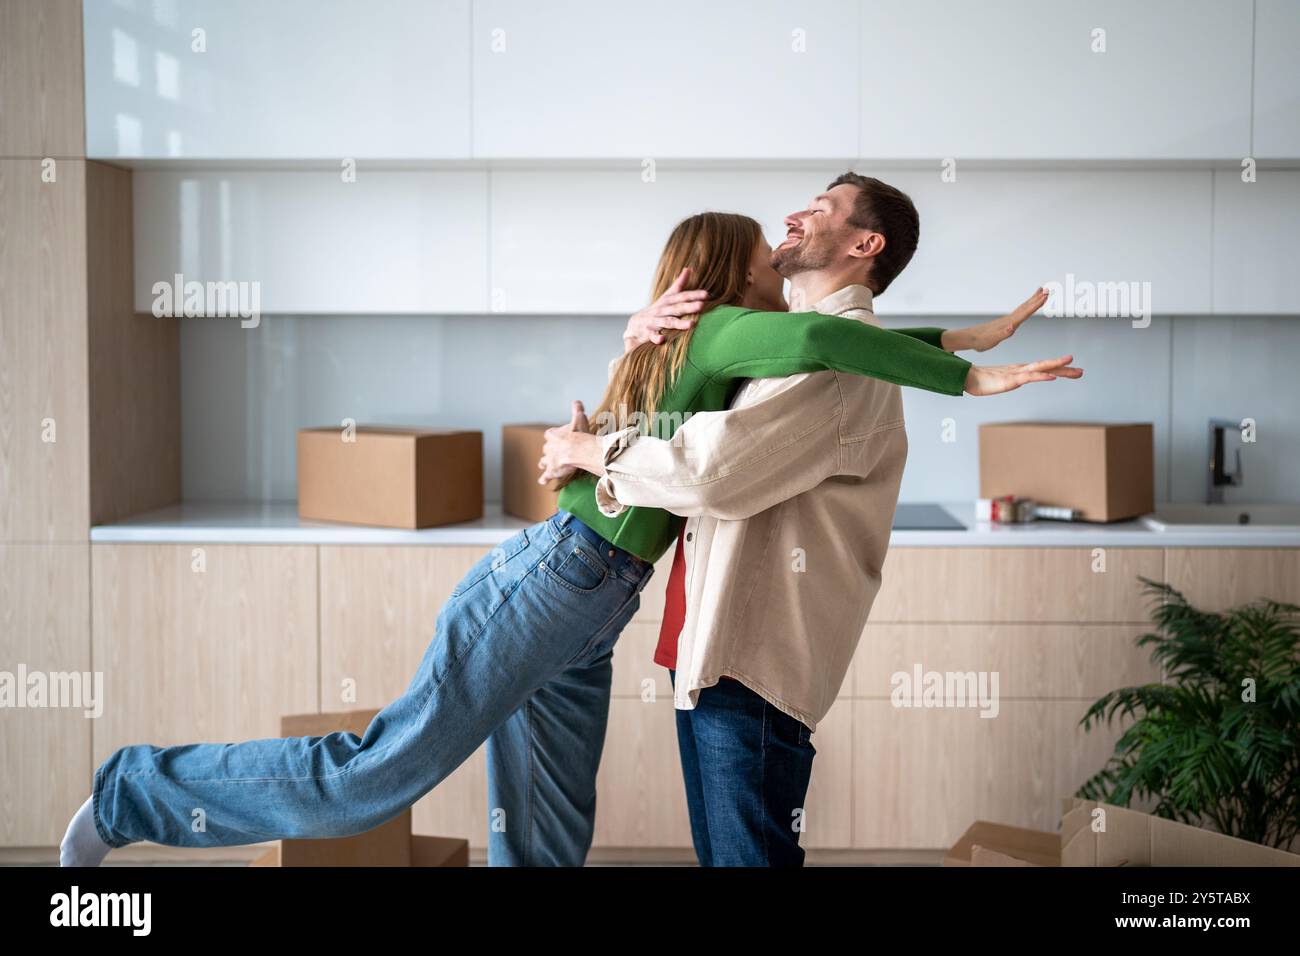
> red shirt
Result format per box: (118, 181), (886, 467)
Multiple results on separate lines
(654, 529), (688, 670)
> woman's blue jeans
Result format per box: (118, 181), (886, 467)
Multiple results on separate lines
(92, 512), (653, 866)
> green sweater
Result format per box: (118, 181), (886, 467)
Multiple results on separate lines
(556, 305), (971, 562)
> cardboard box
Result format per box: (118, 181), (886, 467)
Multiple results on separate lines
(297, 425), (482, 529)
(946, 799), (1300, 867)
(502, 423), (560, 523)
(979, 422), (1154, 522)
(250, 708), (469, 867)
(944, 820), (1061, 867)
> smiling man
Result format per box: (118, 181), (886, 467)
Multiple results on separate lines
(541, 173), (1066, 865)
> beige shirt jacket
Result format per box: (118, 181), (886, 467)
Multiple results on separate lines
(594, 285), (908, 731)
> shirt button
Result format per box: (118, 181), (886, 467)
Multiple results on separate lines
(685, 532), (693, 542)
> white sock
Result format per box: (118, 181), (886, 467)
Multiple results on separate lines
(60, 796), (111, 867)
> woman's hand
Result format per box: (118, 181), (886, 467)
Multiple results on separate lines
(964, 355), (1083, 396)
(623, 267), (710, 351)
(942, 287), (1050, 352)
(538, 401), (606, 483)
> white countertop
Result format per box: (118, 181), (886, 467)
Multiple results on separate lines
(88, 501), (1300, 548)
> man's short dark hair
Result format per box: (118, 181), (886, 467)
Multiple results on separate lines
(827, 172), (920, 295)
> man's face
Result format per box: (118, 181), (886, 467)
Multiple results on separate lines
(771, 184), (863, 278)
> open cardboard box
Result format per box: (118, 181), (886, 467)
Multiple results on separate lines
(946, 798), (1300, 867)
(249, 708), (469, 867)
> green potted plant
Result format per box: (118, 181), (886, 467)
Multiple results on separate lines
(1078, 578), (1300, 850)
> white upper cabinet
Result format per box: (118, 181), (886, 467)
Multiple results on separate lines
(859, 0), (1253, 160)
(1212, 170), (1300, 315)
(489, 168), (843, 313)
(471, 0), (860, 159)
(1254, 0), (1300, 159)
(133, 170), (489, 313)
(83, 0), (471, 159)
(490, 167), (1213, 316)
(873, 170), (1213, 316)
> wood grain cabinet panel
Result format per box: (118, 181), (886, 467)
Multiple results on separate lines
(852, 624), (1161, 700)
(871, 548), (1163, 623)
(318, 545), (490, 845)
(851, 699), (1127, 849)
(593, 697), (692, 848)
(91, 544), (318, 763)
(0, 158), (89, 541)
(802, 699), (853, 850)
(1165, 549), (1300, 610)
(0, 543), (91, 845)
(0, 0), (84, 157)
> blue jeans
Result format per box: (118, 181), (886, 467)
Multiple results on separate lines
(93, 512), (652, 866)
(670, 672), (817, 867)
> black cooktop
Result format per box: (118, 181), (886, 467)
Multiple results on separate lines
(891, 503), (965, 531)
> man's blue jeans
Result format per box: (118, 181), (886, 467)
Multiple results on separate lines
(670, 672), (817, 866)
(93, 512), (652, 866)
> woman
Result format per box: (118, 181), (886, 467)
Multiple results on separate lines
(63, 212), (1076, 867)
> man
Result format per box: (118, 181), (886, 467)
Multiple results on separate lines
(539, 173), (1072, 865)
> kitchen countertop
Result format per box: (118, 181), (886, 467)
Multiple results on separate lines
(89, 501), (1300, 548)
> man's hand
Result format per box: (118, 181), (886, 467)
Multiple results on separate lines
(623, 267), (710, 351)
(964, 355), (1083, 396)
(538, 400), (606, 483)
(942, 287), (1049, 352)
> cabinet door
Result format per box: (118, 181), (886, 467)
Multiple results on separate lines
(83, 0), (471, 159)
(489, 168), (841, 314)
(0, 159), (89, 540)
(473, 0), (859, 159)
(132, 169), (489, 314)
(0, 544), (91, 846)
(860, 0), (1251, 159)
(0, 0), (83, 156)
(318, 545), (491, 845)
(853, 624), (1162, 700)
(879, 169), (1213, 316)
(1165, 549), (1300, 610)
(593, 698), (693, 847)
(1254, 0), (1300, 159)
(1212, 170), (1300, 314)
(852, 699), (1127, 848)
(872, 548), (1163, 623)
(91, 544), (319, 762)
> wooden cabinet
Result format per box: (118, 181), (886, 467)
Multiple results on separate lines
(0, 543), (91, 845)
(82, 0), (472, 159)
(594, 697), (693, 847)
(0, 158), (90, 540)
(870, 548), (1163, 623)
(860, 0), (1252, 160)
(851, 699), (1127, 848)
(1165, 548), (1300, 610)
(318, 544), (679, 849)
(0, 0), (84, 157)
(91, 544), (319, 763)
(852, 624), (1161, 699)
(317, 544), (490, 845)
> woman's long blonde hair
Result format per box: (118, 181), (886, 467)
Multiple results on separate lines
(557, 212), (761, 489)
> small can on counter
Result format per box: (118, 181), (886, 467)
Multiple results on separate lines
(977, 496), (1082, 524)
